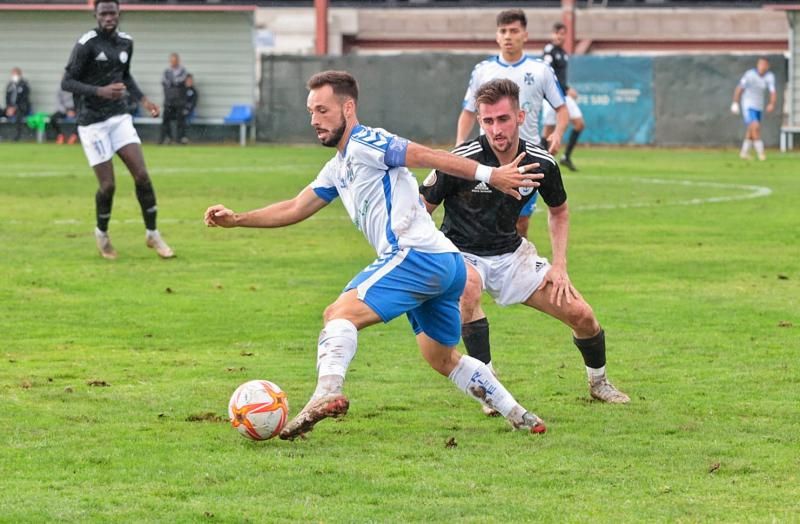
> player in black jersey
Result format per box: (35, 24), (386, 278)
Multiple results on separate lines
(420, 79), (629, 412)
(61, 0), (174, 260)
(542, 22), (585, 172)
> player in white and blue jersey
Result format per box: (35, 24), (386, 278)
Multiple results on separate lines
(731, 57), (776, 161)
(456, 9), (568, 152)
(457, 10), (569, 243)
(205, 70), (548, 439)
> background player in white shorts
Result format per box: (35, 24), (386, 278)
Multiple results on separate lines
(421, 79), (629, 413)
(541, 22), (585, 172)
(205, 70), (549, 439)
(62, 0), (174, 259)
(731, 57), (776, 161)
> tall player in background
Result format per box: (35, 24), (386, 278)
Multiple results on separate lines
(731, 57), (776, 161)
(541, 22), (585, 173)
(62, 0), (174, 259)
(457, 9), (569, 241)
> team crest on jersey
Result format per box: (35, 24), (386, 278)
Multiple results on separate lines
(422, 170), (437, 187)
(119, 51), (129, 64)
(519, 186), (535, 196)
(524, 72), (534, 85)
(338, 157), (356, 189)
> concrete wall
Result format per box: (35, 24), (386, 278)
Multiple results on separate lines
(653, 54), (786, 147)
(258, 53), (787, 147)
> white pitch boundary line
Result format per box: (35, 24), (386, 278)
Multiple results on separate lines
(571, 176), (772, 211)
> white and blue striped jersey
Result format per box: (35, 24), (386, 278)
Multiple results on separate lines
(462, 55), (565, 145)
(738, 68), (776, 111)
(311, 124), (458, 257)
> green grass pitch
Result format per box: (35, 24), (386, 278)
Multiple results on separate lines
(1, 143), (798, 522)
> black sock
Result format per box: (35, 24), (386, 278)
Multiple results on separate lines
(135, 181), (158, 231)
(95, 187), (115, 232)
(565, 129), (581, 159)
(573, 329), (606, 369)
(462, 318), (491, 365)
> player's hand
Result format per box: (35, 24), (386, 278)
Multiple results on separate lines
(730, 102), (740, 115)
(766, 103), (775, 113)
(204, 204), (237, 228)
(143, 99), (160, 118)
(6, 106), (16, 117)
(539, 264), (581, 308)
(546, 132), (562, 155)
(489, 154), (543, 200)
(96, 82), (127, 100)
(67, 110), (76, 118)
(567, 87), (579, 100)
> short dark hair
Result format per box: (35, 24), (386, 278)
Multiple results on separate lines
(95, 0), (119, 10)
(553, 22), (566, 32)
(475, 79), (520, 110)
(496, 9), (527, 28)
(306, 70), (359, 103)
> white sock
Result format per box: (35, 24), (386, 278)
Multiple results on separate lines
(741, 140), (752, 156)
(587, 365), (606, 382)
(95, 227), (108, 237)
(754, 140), (765, 156)
(448, 355), (518, 417)
(312, 318), (357, 399)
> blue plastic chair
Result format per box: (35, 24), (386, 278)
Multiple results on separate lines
(224, 105), (253, 146)
(224, 105), (253, 124)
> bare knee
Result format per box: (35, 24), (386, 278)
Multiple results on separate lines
(566, 301), (600, 337)
(98, 179), (115, 196)
(573, 118), (585, 132)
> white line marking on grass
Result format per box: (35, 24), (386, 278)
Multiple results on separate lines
(570, 176), (772, 212)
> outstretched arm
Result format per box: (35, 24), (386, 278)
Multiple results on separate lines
(204, 186), (328, 229)
(404, 142), (540, 200)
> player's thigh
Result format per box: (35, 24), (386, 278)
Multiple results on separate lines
(406, 252), (466, 347)
(323, 289), (383, 330)
(78, 121), (114, 167)
(524, 279), (598, 332)
(566, 96), (583, 119)
(109, 114), (141, 154)
(542, 101), (557, 127)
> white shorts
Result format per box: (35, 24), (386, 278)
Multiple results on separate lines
(461, 238), (551, 306)
(77, 113), (141, 167)
(543, 96), (583, 126)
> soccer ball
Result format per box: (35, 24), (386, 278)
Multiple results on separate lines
(228, 380), (289, 441)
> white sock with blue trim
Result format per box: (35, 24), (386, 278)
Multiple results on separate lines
(448, 355), (519, 417)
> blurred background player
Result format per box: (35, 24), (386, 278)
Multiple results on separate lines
(456, 9), (567, 152)
(731, 57), (776, 161)
(182, 73), (198, 141)
(205, 70), (548, 439)
(61, 0), (174, 259)
(457, 9), (569, 241)
(421, 79), (629, 410)
(160, 52), (189, 145)
(541, 22), (585, 172)
(5, 67), (32, 142)
(50, 87), (78, 144)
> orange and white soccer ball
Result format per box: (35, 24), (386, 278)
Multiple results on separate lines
(228, 380), (289, 440)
